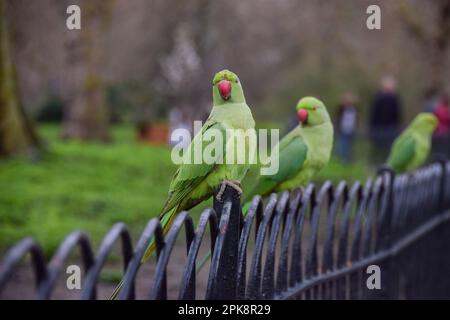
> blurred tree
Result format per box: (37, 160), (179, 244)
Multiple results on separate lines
(399, 0), (450, 92)
(0, 0), (40, 157)
(107, 0), (186, 126)
(6, 0), (448, 129)
(156, 0), (213, 125)
(36, 96), (64, 123)
(61, 0), (113, 142)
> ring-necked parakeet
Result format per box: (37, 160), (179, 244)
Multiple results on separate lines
(110, 69), (255, 299)
(242, 96), (334, 205)
(387, 113), (438, 173)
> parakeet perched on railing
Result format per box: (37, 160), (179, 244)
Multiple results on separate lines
(387, 113), (438, 173)
(242, 96), (334, 207)
(110, 69), (255, 299)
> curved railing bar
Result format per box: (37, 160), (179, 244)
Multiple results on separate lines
(375, 168), (394, 251)
(412, 167), (433, 224)
(403, 171), (422, 230)
(413, 167), (429, 219)
(205, 202), (232, 299)
(245, 193), (278, 299)
(289, 184), (316, 286)
(323, 181), (349, 272)
(0, 238), (47, 293)
(361, 176), (383, 258)
(445, 162), (450, 208)
(178, 208), (218, 300)
(392, 173), (408, 233)
(348, 178), (373, 299)
(409, 170), (424, 226)
(275, 190), (302, 294)
(368, 177), (385, 254)
(305, 181), (333, 279)
(304, 181), (333, 299)
(261, 191), (290, 299)
(431, 162), (443, 211)
(337, 181), (363, 268)
(150, 211), (195, 299)
(237, 195), (264, 299)
(118, 218), (164, 300)
(350, 178), (373, 262)
(81, 223), (133, 300)
(446, 162), (450, 203)
(38, 231), (94, 299)
(397, 173), (414, 238)
(321, 181), (348, 299)
(335, 181), (363, 300)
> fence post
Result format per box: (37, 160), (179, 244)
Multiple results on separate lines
(378, 168), (396, 299)
(211, 183), (241, 299)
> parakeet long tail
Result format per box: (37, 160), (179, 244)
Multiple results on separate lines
(109, 207), (177, 300)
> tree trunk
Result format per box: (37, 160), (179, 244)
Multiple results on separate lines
(429, 0), (450, 92)
(0, 0), (40, 157)
(399, 0), (450, 92)
(61, 0), (112, 142)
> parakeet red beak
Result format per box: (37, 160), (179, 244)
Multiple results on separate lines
(298, 108), (308, 124)
(218, 80), (231, 100)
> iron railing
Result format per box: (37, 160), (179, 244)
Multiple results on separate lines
(0, 161), (449, 299)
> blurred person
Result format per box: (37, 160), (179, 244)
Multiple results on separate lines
(369, 76), (402, 163)
(336, 92), (358, 163)
(433, 94), (450, 156)
(422, 88), (439, 113)
(169, 107), (191, 148)
(434, 94), (450, 137)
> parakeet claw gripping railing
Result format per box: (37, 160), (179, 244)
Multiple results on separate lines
(1, 161), (450, 300)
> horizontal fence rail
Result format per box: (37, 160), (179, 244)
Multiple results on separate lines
(0, 161), (449, 299)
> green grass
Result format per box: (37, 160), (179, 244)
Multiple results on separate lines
(0, 125), (177, 254)
(316, 157), (372, 184)
(0, 125), (373, 255)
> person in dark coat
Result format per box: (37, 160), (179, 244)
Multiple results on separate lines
(369, 76), (402, 163)
(336, 93), (358, 163)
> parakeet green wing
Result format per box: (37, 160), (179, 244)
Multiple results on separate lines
(245, 135), (308, 200)
(160, 120), (227, 217)
(387, 135), (416, 173)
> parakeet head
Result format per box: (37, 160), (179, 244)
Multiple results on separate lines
(296, 97), (330, 127)
(409, 113), (438, 134)
(212, 69), (246, 106)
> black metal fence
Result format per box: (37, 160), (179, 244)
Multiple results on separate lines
(1, 161), (450, 300)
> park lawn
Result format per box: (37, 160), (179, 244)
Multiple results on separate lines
(0, 125), (372, 255)
(316, 155), (372, 185)
(0, 125), (178, 254)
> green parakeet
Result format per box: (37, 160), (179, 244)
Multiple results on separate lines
(110, 69), (255, 299)
(242, 96), (334, 204)
(387, 113), (438, 173)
